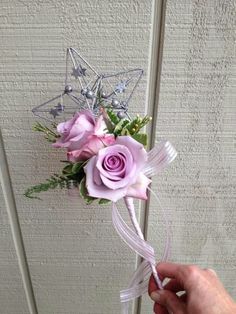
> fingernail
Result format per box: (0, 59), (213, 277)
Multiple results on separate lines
(150, 291), (161, 302)
(208, 268), (217, 276)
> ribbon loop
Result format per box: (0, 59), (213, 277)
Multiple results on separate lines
(120, 260), (151, 302)
(111, 141), (177, 313)
(143, 141), (177, 177)
(112, 203), (156, 264)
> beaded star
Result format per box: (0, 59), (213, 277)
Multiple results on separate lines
(32, 47), (143, 123)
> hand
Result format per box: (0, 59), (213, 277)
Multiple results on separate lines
(148, 262), (236, 314)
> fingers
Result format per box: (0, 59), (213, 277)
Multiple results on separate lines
(153, 302), (169, 314)
(149, 263), (220, 314)
(204, 268), (217, 277)
(156, 262), (188, 285)
(157, 262), (203, 290)
(148, 273), (164, 296)
(164, 279), (184, 293)
(179, 292), (187, 302)
(149, 262), (187, 294)
(151, 290), (186, 314)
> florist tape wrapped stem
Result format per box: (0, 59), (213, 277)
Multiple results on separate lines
(112, 202), (161, 313)
(124, 197), (163, 289)
(113, 192), (171, 313)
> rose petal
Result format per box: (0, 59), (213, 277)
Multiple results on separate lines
(57, 113), (79, 134)
(93, 165), (103, 186)
(53, 110), (96, 150)
(126, 173), (151, 200)
(84, 157), (127, 202)
(52, 137), (70, 148)
(115, 136), (147, 172)
(65, 125), (85, 142)
(67, 135), (115, 162)
(76, 110), (96, 126)
(100, 164), (136, 189)
(75, 113), (95, 132)
(96, 145), (133, 183)
(94, 115), (107, 136)
(101, 134), (116, 146)
(87, 136), (108, 155)
(103, 154), (126, 175)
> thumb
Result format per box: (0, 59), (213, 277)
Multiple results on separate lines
(150, 290), (186, 313)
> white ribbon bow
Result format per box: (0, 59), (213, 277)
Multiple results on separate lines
(111, 141), (177, 313)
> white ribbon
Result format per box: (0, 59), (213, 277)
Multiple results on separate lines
(111, 141), (177, 313)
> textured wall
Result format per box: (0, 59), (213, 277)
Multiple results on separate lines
(0, 0), (235, 314)
(0, 1), (153, 313)
(0, 185), (29, 313)
(142, 0), (236, 312)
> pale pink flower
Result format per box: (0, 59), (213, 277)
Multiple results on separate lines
(84, 136), (151, 202)
(67, 134), (115, 162)
(53, 110), (95, 151)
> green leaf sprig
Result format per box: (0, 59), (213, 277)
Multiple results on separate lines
(33, 122), (60, 143)
(24, 161), (85, 199)
(104, 108), (152, 146)
(25, 160), (111, 205)
(24, 174), (73, 199)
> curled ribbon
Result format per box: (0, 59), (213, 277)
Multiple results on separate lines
(111, 141), (177, 313)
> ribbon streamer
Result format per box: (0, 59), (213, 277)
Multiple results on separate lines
(111, 141), (177, 313)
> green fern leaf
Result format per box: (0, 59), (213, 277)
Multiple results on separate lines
(79, 177), (95, 205)
(24, 175), (69, 199)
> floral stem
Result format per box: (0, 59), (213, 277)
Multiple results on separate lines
(124, 196), (163, 290)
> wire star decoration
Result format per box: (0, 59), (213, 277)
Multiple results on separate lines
(71, 65), (87, 78)
(115, 80), (127, 93)
(32, 47), (144, 123)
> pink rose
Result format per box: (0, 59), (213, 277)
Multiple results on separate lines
(84, 136), (151, 202)
(53, 110), (95, 150)
(93, 114), (108, 136)
(66, 115), (115, 161)
(67, 134), (115, 162)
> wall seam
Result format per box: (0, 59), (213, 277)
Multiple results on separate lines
(134, 0), (167, 313)
(0, 129), (38, 314)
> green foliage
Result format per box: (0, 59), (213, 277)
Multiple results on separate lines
(62, 163), (73, 175)
(62, 161), (86, 182)
(104, 108), (151, 146)
(124, 114), (152, 136)
(79, 178), (111, 205)
(72, 162), (85, 174)
(98, 198), (111, 205)
(24, 174), (71, 199)
(131, 133), (147, 146)
(25, 161), (87, 199)
(113, 118), (130, 134)
(106, 108), (120, 125)
(61, 161), (85, 175)
(24, 159), (110, 204)
(33, 122), (60, 143)
(79, 177), (96, 205)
